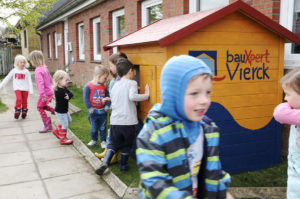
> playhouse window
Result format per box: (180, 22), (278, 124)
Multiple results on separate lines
(78, 22), (85, 60)
(189, 0), (229, 13)
(92, 17), (101, 61)
(112, 9), (125, 53)
(54, 32), (58, 59)
(280, 0), (300, 68)
(141, 0), (162, 27)
(48, 33), (52, 58)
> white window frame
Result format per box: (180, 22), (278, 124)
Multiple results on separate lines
(189, 0), (229, 13)
(112, 9), (125, 53)
(54, 32), (58, 59)
(78, 22), (85, 60)
(280, 0), (300, 69)
(92, 17), (101, 61)
(48, 34), (52, 58)
(64, 20), (69, 66)
(141, 0), (162, 27)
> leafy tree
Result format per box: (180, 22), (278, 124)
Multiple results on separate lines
(0, 0), (57, 31)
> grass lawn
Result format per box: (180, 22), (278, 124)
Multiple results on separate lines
(0, 74), (8, 112)
(68, 85), (288, 188)
(0, 101), (8, 113)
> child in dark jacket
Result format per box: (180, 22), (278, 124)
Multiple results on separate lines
(52, 70), (73, 145)
(136, 55), (232, 199)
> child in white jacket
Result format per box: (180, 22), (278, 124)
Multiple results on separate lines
(0, 54), (33, 119)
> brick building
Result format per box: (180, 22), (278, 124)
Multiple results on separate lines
(37, 0), (297, 86)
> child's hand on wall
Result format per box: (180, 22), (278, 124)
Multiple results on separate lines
(145, 84), (149, 96)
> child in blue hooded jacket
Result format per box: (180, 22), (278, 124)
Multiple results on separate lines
(136, 55), (232, 199)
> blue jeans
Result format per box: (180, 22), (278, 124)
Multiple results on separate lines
(55, 112), (72, 129)
(88, 109), (107, 142)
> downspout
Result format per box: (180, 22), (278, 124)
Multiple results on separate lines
(36, 32), (42, 51)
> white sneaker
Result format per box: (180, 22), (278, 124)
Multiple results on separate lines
(87, 140), (97, 146)
(101, 141), (107, 149)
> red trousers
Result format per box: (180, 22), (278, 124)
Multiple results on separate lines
(15, 90), (29, 110)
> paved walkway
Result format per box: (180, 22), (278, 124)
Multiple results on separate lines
(0, 80), (118, 199)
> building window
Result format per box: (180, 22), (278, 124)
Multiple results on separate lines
(141, 0), (162, 27)
(280, 0), (300, 68)
(23, 30), (27, 48)
(112, 9), (125, 40)
(189, 0), (229, 13)
(112, 9), (125, 53)
(54, 32), (58, 59)
(78, 22), (85, 60)
(92, 17), (101, 61)
(48, 33), (52, 58)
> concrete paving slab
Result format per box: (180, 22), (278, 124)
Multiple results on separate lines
(25, 131), (55, 141)
(21, 119), (44, 128)
(0, 180), (48, 199)
(0, 142), (29, 154)
(32, 146), (79, 162)
(23, 124), (44, 134)
(0, 127), (22, 136)
(0, 151), (33, 167)
(29, 137), (63, 151)
(37, 157), (91, 178)
(0, 134), (25, 144)
(44, 172), (112, 199)
(66, 190), (119, 199)
(0, 164), (39, 185)
(0, 120), (21, 129)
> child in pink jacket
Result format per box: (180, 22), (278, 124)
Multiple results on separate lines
(29, 50), (54, 133)
(273, 67), (300, 199)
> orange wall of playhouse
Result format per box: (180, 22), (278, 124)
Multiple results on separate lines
(120, 12), (284, 129)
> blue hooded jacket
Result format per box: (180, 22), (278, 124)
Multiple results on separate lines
(136, 55), (230, 199)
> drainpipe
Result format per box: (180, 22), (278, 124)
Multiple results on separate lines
(36, 32), (42, 51)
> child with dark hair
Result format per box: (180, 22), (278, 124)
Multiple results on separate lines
(95, 58), (149, 175)
(95, 52), (128, 162)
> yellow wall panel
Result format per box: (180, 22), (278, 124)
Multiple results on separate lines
(212, 93), (276, 108)
(228, 105), (275, 120)
(139, 65), (157, 119)
(235, 117), (273, 130)
(211, 82), (277, 97)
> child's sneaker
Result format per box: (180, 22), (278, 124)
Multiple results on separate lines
(101, 141), (107, 149)
(87, 140), (97, 146)
(21, 109), (28, 119)
(14, 108), (21, 119)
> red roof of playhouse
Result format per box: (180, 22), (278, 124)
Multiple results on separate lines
(103, 0), (300, 51)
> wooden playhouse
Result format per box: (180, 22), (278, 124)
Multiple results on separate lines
(104, 0), (300, 173)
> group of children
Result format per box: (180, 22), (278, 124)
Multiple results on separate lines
(0, 51), (73, 144)
(1, 49), (300, 198)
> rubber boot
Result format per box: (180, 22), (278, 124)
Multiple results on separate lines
(39, 117), (52, 133)
(52, 124), (62, 139)
(14, 108), (21, 119)
(101, 152), (118, 165)
(21, 109), (28, 119)
(58, 129), (73, 145)
(120, 153), (129, 172)
(95, 149), (115, 176)
(46, 117), (53, 131)
(95, 148), (107, 159)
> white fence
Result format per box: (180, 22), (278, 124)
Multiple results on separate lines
(0, 45), (13, 75)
